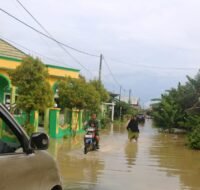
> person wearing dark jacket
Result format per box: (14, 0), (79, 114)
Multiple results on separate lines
(127, 115), (139, 142)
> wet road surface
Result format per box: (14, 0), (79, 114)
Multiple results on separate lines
(49, 119), (200, 190)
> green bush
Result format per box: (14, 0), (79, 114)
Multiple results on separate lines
(24, 123), (34, 136)
(100, 117), (111, 129)
(188, 125), (200, 150)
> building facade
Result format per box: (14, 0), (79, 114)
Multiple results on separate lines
(0, 38), (84, 138)
(0, 38), (79, 109)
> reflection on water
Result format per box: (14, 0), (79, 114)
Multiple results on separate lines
(150, 133), (200, 190)
(49, 135), (104, 189)
(49, 120), (200, 190)
(125, 142), (138, 168)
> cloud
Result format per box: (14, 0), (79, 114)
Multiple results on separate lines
(1, 0), (200, 104)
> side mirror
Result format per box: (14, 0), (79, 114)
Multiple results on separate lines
(30, 132), (49, 150)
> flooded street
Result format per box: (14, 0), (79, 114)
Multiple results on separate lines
(49, 120), (200, 190)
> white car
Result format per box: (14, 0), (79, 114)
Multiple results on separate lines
(0, 104), (62, 190)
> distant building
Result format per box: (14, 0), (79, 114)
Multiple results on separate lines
(121, 96), (140, 108)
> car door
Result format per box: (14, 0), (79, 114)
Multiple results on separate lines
(0, 109), (42, 190)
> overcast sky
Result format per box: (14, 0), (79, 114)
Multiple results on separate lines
(1, 0), (200, 105)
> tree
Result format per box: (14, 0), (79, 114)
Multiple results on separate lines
(84, 83), (101, 112)
(114, 100), (136, 120)
(9, 56), (54, 114)
(151, 70), (200, 149)
(58, 77), (101, 112)
(89, 79), (110, 102)
(188, 125), (200, 149)
(152, 97), (183, 132)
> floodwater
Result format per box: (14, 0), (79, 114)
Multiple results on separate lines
(49, 119), (200, 190)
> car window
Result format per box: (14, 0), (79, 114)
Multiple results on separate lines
(0, 117), (22, 154)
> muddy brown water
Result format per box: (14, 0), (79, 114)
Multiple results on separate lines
(48, 120), (200, 190)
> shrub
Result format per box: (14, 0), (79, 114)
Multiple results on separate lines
(24, 123), (34, 136)
(100, 117), (111, 129)
(187, 125), (200, 150)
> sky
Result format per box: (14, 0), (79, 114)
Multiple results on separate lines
(1, 0), (200, 106)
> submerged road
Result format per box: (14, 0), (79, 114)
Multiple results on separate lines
(49, 119), (200, 190)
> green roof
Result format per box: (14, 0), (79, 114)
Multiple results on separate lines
(0, 38), (26, 59)
(46, 64), (80, 72)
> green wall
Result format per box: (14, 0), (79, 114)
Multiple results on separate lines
(49, 108), (85, 139)
(0, 76), (10, 103)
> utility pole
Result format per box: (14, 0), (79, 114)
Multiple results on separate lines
(99, 54), (103, 82)
(119, 86), (122, 120)
(119, 86), (122, 102)
(128, 89), (132, 104)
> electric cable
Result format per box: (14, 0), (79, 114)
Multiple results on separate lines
(102, 55), (121, 87)
(0, 7), (95, 76)
(0, 34), (71, 67)
(0, 7), (99, 58)
(106, 57), (198, 71)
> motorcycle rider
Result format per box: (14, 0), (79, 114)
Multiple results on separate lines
(85, 113), (100, 149)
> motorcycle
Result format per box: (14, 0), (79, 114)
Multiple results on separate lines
(84, 127), (97, 154)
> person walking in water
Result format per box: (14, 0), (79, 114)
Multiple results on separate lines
(127, 115), (139, 142)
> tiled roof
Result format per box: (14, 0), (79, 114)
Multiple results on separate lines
(0, 38), (26, 59)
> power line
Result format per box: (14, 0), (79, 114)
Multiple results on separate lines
(103, 55), (125, 90)
(0, 34), (69, 66)
(106, 57), (198, 71)
(1, 35), (96, 77)
(12, 0), (53, 52)
(0, 7), (99, 58)
(16, 0), (52, 38)
(16, 0), (73, 59)
(2, 35), (94, 76)
(103, 56), (129, 101)
(2, 7), (194, 72)
(0, 7), (95, 76)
